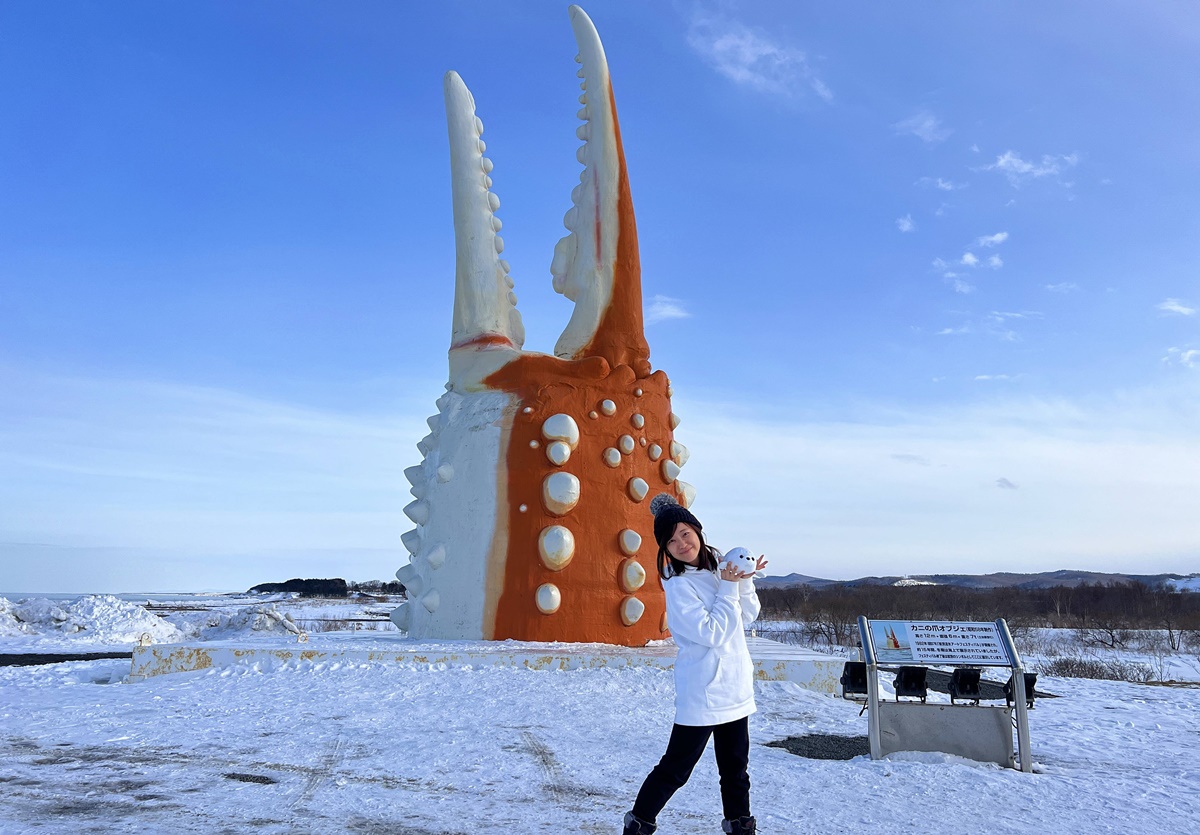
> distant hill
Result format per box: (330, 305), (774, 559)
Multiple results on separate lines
(248, 577), (348, 597)
(758, 569), (1200, 591)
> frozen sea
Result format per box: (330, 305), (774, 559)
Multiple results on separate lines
(2, 593), (1198, 833)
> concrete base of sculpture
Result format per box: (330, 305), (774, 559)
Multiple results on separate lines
(127, 636), (846, 694)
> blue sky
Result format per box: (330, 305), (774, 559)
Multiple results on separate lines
(3, 1), (1198, 592)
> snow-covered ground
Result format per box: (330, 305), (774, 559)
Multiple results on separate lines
(2, 595), (1199, 833)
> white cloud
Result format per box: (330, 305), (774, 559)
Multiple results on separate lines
(893, 110), (951, 144)
(1163, 347), (1200, 368)
(975, 374), (1015, 382)
(986, 254), (1003, 269)
(645, 294), (692, 324)
(975, 232), (1008, 247)
(960, 252), (979, 267)
(896, 214), (916, 232)
(970, 143), (980, 153)
(687, 15), (832, 100)
(916, 177), (967, 191)
(983, 150), (1079, 187)
(1045, 282), (1079, 293)
(938, 325), (970, 336)
(1157, 298), (1196, 316)
(989, 311), (1042, 322)
(953, 279), (975, 294)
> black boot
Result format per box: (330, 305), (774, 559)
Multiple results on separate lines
(623, 811), (657, 834)
(722, 816), (756, 834)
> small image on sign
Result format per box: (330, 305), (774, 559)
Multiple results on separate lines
(870, 621), (914, 663)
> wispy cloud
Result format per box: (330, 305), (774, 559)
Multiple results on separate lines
(976, 374), (1017, 382)
(645, 294), (692, 324)
(687, 15), (832, 100)
(1163, 347), (1200, 368)
(891, 454), (931, 466)
(916, 177), (967, 191)
(1157, 298), (1196, 316)
(986, 254), (1003, 269)
(1045, 282), (1080, 293)
(976, 232), (1008, 247)
(893, 111), (951, 144)
(896, 214), (916, 232)
(937, 325), (970, 336)
(960, 252), (979, 267)
(995, 477), (1019, 489)
(953, 279), (975, 294)
(983, 150), (1079, 187)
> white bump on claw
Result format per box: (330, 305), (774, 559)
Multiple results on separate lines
(677, 481), (697, 508)
(536, 584), (561, 615)
(421, 589), (440, 613)
(543, 472), (581, 516)
(523, 406), (533, 414)
(494, 235), (504, 253)
(538, 526), (575, 571)
(546, 441), (571, 467)
(437, 464), (454, 482)
(519, 504), (528, 513)
(404, 500), (430, 526)
(389, 602), (410, 631)
(670, 441), (689, 467)
(425, 545), (446, 570)
(589, 411), (598, 419)
(401, 529), (422, 555)
(603, 448), (621, 467)
(621, 596), (645, 626)
(619, 435), (635, 455)
(530, 440), (540, 449)
(631, 413), (645, 429)
(620, 559), (647, 593)
(542, 414), (581, 449)
(628, 478), (649, 502)
(669, 412), (681, 429)
(634, 388), (643, 397)
(619, 529), (642, 556)
(662, 460), (681, 482)
(600, 399), (616, 416)
(648, 444), (662, 461)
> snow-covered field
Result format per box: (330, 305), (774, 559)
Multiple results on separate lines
(2, 595), (1199, 833)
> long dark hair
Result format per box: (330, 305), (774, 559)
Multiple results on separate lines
(656, 522), (722, 580)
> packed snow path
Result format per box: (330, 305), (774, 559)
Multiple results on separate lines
(1, 657), (1197, 833)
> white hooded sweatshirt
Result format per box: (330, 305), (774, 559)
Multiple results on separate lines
(663, 567), (761, 726)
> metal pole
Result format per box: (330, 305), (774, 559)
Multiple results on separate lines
(858, 616), (882, 760)
(996, 618), (1032, 773)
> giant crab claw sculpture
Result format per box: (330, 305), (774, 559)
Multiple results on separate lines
(392, 6), (693, 645)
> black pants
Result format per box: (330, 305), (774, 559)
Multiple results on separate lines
(632, 717), (751, 823)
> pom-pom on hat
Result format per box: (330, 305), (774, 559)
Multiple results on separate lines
(650, 492), (702, 549)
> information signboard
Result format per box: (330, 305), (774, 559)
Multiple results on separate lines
(868, 620), (1011, 666)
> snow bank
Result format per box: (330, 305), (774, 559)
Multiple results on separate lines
(200, 603), (304, 639)
(0, 595), (183, 644)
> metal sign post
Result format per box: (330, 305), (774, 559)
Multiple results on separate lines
(996, 618), (1032, 773)
(858, 615), (882, 760)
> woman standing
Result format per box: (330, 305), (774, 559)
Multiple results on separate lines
(623, 494), (767, 835)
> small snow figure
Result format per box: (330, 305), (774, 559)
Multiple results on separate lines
(721, 548), (760, 578)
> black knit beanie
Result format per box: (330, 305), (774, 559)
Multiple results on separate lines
(650, 493), (702, 549)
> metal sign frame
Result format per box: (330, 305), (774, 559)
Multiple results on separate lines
(857, 615), (1032, 773)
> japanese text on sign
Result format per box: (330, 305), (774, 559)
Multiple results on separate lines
(869, 620), (1011, 666)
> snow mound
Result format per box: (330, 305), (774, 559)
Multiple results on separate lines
(202, 604), (304, 639)
(894, 578), (937, 587)
(64, 595), (185, 644)
(0, 598), (36, 637)
(2, 595), (184, 644)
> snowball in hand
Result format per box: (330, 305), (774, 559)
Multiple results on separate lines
(722, 547), (758, 576)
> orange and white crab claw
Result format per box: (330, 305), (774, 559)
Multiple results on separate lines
(393, 6), (693, 646)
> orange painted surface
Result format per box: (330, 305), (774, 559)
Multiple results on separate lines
(577, 81), (651, 378)
(485, 355), (678, 645)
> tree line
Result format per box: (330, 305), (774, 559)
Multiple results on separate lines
(756, 581), (1200, 650)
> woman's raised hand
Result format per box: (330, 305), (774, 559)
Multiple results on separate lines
(755, 555), (769, 573)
